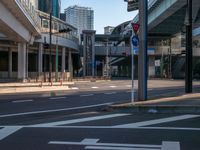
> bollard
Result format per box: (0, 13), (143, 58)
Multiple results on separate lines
(39, 81), (43, 87)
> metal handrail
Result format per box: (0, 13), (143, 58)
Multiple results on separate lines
(16, 0), (41, 29)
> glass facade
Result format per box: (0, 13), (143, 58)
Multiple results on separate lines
(64, 5), (94, 39)
(38, 0), (60, 18)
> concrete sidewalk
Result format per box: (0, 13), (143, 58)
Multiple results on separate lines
(0, 81), (74, 95)
(111, 93), (200, 114)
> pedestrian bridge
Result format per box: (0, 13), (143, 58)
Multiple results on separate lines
(0, 0), (41, 43)
(131, 0), (200, 35)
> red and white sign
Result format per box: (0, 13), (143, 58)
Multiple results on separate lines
(131, 23), (140, 34)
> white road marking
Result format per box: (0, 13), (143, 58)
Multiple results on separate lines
(49, 97), (66, 100)
(0, 103), (112, 118)
(81, 138), (99, 144)
(114, 114), (200, 128)
(104, 92), (116, 95)
(71, 87), (79, 90)
(109, 86), (117, 88)
(49, 138), (179, 150)
(31, 113), (130, 127)
(80, 94), (94, 97)
(11, 124), (200, 131)
(162, 141), (180, 150)
(12, 99), (33, 103)
(0, 126), (22, 140)
(85, 146), (159, 150)
(91, 87), (99, 89)
(49, 138), (161, 148)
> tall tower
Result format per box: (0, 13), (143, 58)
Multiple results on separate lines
(64, 5), (94, 39)
(38, 0), (61, 18)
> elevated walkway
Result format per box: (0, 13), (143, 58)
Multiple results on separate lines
(0, 0), (41, 42)
(126, 0), (200, 35)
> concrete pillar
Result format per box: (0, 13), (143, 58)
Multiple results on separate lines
(62, 47), (66, 73)
(38, 43), (43, 74)
(8, 48), (12, 78)
(18, 43), (26, 81)
(68, 50), (73, 77)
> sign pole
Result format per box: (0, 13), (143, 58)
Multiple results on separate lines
(131, 23), (140, 103)
(130, 35), (134, 103)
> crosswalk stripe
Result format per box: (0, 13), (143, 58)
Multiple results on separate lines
(0, 126), (22, 140)
(114, 115), (200, 128)
(31, 113), (130, 127)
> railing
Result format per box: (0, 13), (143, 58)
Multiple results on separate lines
(16, 0), (41, 29)
(37, 10), (79, 44)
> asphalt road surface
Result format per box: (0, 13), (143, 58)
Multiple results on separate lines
(0, 112), (200, 150)
(0, 80), (200, 149)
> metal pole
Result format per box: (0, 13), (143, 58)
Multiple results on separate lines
(130, 35), (134, 103)
(185, 0), (193, 93)
(106, 39), (109, 77)
(138, 0), (148, 100)
(56, 36), (58, 82)
(49, 0), (52, 82)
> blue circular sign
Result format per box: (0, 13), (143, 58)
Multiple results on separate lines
(132, 35), (139, 47)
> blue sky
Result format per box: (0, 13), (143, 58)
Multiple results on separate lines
(61, 0), (137, 34)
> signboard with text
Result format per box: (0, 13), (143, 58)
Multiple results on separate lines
(124, 0), (139, 12)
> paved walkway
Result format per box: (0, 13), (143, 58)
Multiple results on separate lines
(0, 81), (74, 94)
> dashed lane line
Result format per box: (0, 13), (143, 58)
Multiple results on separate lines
(12, 99), (33, 103)
(49, 97), (66, 100)
(80, 94), (94, 97)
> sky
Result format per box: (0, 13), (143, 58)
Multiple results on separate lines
(61, 0), (138, 34)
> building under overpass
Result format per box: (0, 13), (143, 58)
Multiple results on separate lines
(0, 0), (79, 81)
(80, 0), (200, 79)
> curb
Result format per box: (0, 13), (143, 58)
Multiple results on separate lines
(110, 105), (200, 114)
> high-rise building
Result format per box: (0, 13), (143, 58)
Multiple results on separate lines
(38, 0), (61, 18)
(64, 5), (94, 38)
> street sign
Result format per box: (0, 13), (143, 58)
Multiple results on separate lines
(132, 35), (139, 47)
(124, 0), (139, 12)
(132, 23), (140, 34)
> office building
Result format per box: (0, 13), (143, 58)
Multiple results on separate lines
(64, 5), (94, 38)
(38, 0), (61, 18)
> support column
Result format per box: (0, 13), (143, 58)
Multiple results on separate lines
(185, 0), (193, 93)
(138, 0), (148, 101)
(62, 47), (66, 73)
(8, 48), (12, 78)
(68, 50), (73, 78)
(18, 43), (26, 81)
(38, 43), (43, 75)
